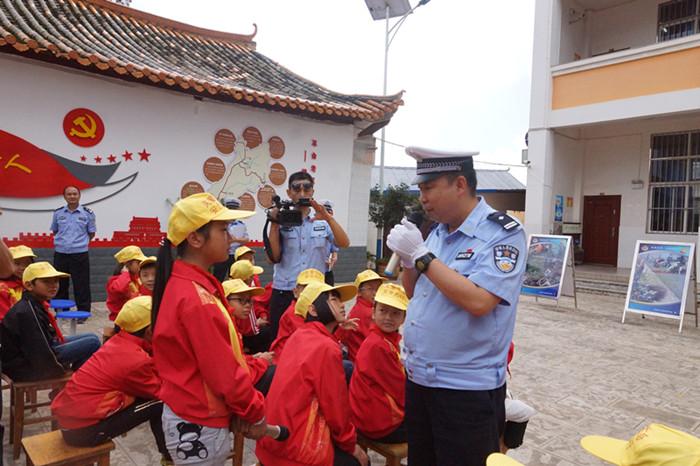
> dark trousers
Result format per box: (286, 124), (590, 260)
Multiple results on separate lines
(53, 251), (92, 312)
(243, 326), (272, 353)
(212, 254), (236, 282)
(61, 399), (170, 460)
(268, 289), (294, 340)
(406, 380), (506, 466)
(369, 420), (407, 444)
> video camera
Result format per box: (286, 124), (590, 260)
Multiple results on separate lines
(270, 195), (312, 227)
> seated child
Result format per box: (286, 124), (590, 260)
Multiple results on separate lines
(230, 259), (270, 353)
(106, 246), (147, 321)
(336, 269), (386, 361)
(1, 262), (100, 381)
(269, 268), (325, 360)
(0, 245), (36, 321)
(223, 278), (275, 395)
(51, 296), (171, 463)
(349, 283), (408, 444)
(256, 281), (369, 466)
(138, 256), (157, 295)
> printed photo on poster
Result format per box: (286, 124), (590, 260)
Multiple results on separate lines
(521, 235), (571, 299)
(554, 195), (564, 222)
(624, 241), (694, 318)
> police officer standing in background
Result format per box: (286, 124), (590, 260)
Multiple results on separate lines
(387, 147), (527, 466)
(212, 197), (250, 282)
(51, 186), (96, 312)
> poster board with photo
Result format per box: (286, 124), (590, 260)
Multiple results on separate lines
(521, 235), (576, 306)
(623, 241), (695, 333)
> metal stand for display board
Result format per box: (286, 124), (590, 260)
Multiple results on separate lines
(523, 235), (578, 310)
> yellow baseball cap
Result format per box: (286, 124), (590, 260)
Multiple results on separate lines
(9, 245), (37, 260)
(581, 423), (700, 465)
(296, 268), (325, 286)
(139, 256), (157, 268)
(229, 260), (263, 281)
(354, 269), (386, 289)
(23, 262), (69, 283)
(234, 246), (254, 261)
(114, 245), (147, 264)
(374, 283), (409, 311)
(295, 281), (357, 318)
(222, 279), (265, 297)
(486, 453), (524, 466)
(114, 296), (152, 333)
(167, 192), (254, 246)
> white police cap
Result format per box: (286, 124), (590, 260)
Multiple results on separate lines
(405, 146), (479, 184)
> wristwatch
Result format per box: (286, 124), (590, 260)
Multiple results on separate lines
(414, 252), (436, 274)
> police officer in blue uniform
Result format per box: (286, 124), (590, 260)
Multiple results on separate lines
(387, 147), (527, 466)
(266, 171), (350, 339)
(212, 198), (250, 282)
(50, 185), (96, 312)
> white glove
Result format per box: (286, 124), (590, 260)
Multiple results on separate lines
(386, 217), (430, 267)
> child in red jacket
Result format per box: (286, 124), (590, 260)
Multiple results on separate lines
(152, 193), (267, 466)
(336, 269), (386, 361)
(138, 256), (157, 296)
(51, 296), (171, 463)
(349, 283), (408, 443)
(0, 245), (36, 321)
(256, 281), (369, 466)
(106, 245), (147, 321)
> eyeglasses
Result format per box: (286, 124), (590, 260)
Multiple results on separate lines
(228, 297), (253, 305)
(291, 182), (313, 192)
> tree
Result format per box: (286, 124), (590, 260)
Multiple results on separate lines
(369, 183), (422, 259)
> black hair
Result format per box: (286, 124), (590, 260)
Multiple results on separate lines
(63, 185), (81, 195)
(152, 223), (212, 330)
(305, 290), (340, 325)
(112, 263), (124, 276)
(446, 170), (478, 196)
(130, 327), (149, 339)
(139, 262), (157, 272)
(288, 171), (314, 188)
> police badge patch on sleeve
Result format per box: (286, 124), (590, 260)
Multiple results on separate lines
(493, 245), (519, 273)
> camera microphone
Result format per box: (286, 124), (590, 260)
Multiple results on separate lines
(384, 211), (425, 277)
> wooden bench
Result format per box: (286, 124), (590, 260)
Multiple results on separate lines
(22, 430), (114, 466)
(2, 372), (73, 459)
(357, 433), (407, 466)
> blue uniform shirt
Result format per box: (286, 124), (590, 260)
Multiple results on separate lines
(50, 205), (96, 254)
(272, 216), (335, 290)
(227, 220), (249, 255)
(403, 198), (526, 391)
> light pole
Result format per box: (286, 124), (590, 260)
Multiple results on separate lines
(364, 0), (430, 259)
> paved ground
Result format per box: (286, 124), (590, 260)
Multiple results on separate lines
(4, 291), (700, 465)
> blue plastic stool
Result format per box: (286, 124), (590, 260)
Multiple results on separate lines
(49, 299), (76, 312)
(56, 311), (91, 335)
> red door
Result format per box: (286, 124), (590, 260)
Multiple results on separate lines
(582, 195), (621, 266)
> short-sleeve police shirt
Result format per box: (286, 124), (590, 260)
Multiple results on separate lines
(403, 198), (526, 391)
(272, 217), (335, 290)
(50, 205), (96, 254)
(227, 220), (249, 255)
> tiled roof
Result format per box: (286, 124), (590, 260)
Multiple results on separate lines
(371, 166), (526, 191)
(0, 0), (403, 123)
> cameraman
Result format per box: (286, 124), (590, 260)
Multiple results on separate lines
(266, 172), (350, 339)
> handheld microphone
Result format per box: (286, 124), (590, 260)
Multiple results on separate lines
(384, 211), (425, 277)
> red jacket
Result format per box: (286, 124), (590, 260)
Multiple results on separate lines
(349, 325), (405, 438)
(335, 296), (374, 361)
(253, 279), (271, 321)
(256, 322), (356, 466)
(0, 278), (23, 322)
(152, 261), (264, 427)
(51, 332), (160, 429)
(106, 272), (142, 321)
(269, 300), (302, 362)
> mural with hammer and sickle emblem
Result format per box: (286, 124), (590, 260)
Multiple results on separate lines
(63, 108), (105, 148)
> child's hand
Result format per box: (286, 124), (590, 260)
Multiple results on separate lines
(339, 318), (360, 331)
(257, 317), (269, 327)
(353, 445), (369, 466)
(254, 352), (274, 364)
(245, 421), (267, 440)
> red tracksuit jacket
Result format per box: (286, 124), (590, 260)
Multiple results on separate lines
(0, 278), (23, 322)
(269, 300), (302, 362)
(256, 321), (356, 466)
(152, 261), (264, 428)
(106, 272), (142, 321)
(335, 296), (374, 362)
(51, 331), (160, 429)
(349, 325), (405, 439)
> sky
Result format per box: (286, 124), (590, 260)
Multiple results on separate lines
(132, 0), (535, 183)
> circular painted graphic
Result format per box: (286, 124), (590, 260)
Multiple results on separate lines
(243, 127), (263, 149)
(180, 181), (204, 199)
(269, 136), (285, 159)
(63, 108), (105, 148)
(214, 129), (236, 154)
(257, 185), (277, 208)
(203, 157), (226, 182)
(239, 193), (256, 211)
(269, 163), (287, 186)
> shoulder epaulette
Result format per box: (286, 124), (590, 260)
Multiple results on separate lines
(84, 207), (94, 214)
(54, 206), (63, 211)
(487, 212), (520, 231)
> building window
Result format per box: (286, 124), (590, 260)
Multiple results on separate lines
(648, 131), (700, 233)
(657, 0), (700, 42)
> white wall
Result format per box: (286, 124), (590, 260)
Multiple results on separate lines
(558, 0), (588, 64)
(0, 55), (369, 245)
(588, 0), (659, 56)
(551, 129), (584, 223)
